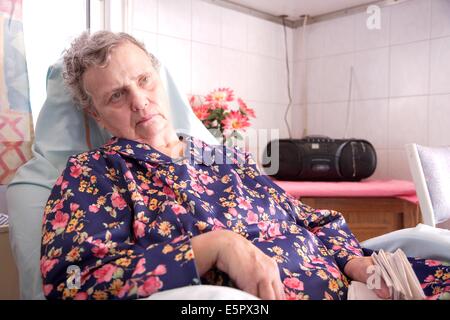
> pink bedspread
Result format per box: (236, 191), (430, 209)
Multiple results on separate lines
(271, 179), (418, 204)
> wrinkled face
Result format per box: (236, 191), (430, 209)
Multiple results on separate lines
(83, 41), (172, 142)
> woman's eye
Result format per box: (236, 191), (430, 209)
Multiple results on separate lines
(141, 76), (152, 86)
(110, 91), (123, 102)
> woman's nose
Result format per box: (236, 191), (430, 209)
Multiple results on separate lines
(129, 88), (148, 111)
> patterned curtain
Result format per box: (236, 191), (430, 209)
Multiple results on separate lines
(0, 0), (33, 184)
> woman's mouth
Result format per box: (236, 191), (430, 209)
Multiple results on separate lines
(137, 114), (159, 126)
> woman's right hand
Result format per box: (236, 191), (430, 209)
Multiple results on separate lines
(191, 230), (285, 300)
(344, 256), (391, 299)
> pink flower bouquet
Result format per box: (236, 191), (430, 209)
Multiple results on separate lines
(189, 88), (256, 145)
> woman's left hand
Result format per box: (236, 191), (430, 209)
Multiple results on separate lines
(344, 256), (391, 299)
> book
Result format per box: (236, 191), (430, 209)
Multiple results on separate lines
(347, 249), (426, 300)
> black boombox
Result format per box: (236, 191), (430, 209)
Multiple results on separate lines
(262, 136), (377, 181)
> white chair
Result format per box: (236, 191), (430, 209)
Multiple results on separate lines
(361, 143), (450, 261)
(405, 143), (450, 229)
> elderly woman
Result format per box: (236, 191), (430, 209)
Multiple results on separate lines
(40, 31), (449, 300)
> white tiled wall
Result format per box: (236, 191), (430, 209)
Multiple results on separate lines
(389, 0), (431, 45)
(131, 0), (295, 161)
(296, 0), (450, 180)
(131, 0), (450, 180)
(390, 40), (429, 97)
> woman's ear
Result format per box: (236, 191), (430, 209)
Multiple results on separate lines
(85, 105), (101, 122)
(84, 105), (106, 129)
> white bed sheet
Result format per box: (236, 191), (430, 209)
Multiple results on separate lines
(142, 285), (259, 300)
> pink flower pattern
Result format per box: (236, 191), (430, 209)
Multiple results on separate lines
(41, 136), (450, 300)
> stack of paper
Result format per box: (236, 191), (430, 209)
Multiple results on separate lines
(347, 249), (426, 300)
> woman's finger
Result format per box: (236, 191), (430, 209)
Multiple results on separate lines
(258, 281), (276, 300)
(243, 284), (258, 299)
(272, 279), (286, 300)
(374, 279), (391, 299)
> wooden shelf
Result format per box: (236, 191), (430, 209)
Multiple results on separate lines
(300, 197), (421, 242)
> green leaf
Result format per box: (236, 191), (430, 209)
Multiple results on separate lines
(224, 213), (233, 220)
(438, 292), (450, 300)
(128, 285), (138, 297)
(113, 267), (124, 279)
(233, 131), (243, 140)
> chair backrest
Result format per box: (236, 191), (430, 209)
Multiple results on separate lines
(405, 143), (450, 229)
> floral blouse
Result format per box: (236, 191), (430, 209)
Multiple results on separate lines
(40, 135), (450, 300)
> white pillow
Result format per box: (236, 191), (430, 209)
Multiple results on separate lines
(361, 224), (450, 262)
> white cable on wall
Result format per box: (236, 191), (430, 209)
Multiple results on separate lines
(281, 16), (293, 139)
(301, 15), (308, 137)
(344, 66), (354, 139)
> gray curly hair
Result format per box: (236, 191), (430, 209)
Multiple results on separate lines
(62, 30), (160, 110)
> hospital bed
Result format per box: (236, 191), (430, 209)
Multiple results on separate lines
(6, 60), (450, 300)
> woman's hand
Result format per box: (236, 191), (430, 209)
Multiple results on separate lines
(344, 256), (391, 299)
(191, 230), (285, 300)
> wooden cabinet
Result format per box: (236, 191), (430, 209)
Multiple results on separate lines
(300, 197), (421, 242)
(0, 225), (20, 299)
